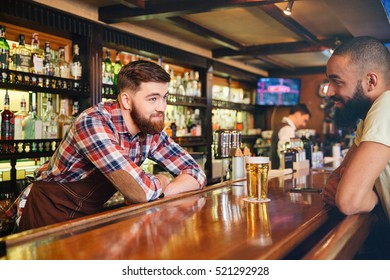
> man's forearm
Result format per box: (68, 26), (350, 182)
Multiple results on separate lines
(164, 174), (200, 196)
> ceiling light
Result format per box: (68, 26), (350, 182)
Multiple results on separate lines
(284, 0), (294, 16)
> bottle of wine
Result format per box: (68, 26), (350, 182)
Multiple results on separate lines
(0, 25), (10, 70)
(103, 49), (113, 85)
(24, 92), (43, 140)
(14, 34), (31, 73)
(42, 95), (58, 139)
(14, 96), (28, 140)
(58, 99), (72, 138)
(43, 41), (54, 76)
(301, 131), (313, 167)
(113, 51), (122, 86)
(1, 89), (14, 140)
(70, 44), (83, 88)
(57, 46), (70, 79)
(71, 100), (79, 121)
(30, 33), (44, 74)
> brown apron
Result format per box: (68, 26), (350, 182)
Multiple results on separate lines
(18, 171), (117, 231)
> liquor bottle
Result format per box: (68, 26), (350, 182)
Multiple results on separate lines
(1, 90), (14, 140)
(103, 49), (113, 85)
(193, 108), (202, 136)
(71, 44), (82, 81)
(289, 138), (301, 163)
(42, 95), (58, 139)
(43, 42), (54, 76)
(57, 46), (70, 78)
(187, 71), (201, 97)
(182, 72), (189, 95)
(301, 132), (313, 167)
(176, 75), (185, 95)
(295, 137), (306, 162)
(280, 141), (294, 169)
(0, 25), (10, 70)
(194, 71), (201, 97)
(236, 111), (243, 131)
(186, 110), (195, 135)
(58, 99), (72, 138)
(168, 69), (177, 94)
(113, 51), (122, 86)
(186, 71), (194, 96)
(9, 42), (16, 71)
(24, 92), (43, 139)
(30, 33), (44, 74)
(71, 100), (79, 121)
(14, 34), (31, 73)
(170, 121), (177, 138)
(14, 96), (28, 140)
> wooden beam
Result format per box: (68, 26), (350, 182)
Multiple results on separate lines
(99, 0), (286, 23)
(256, 55), (295, 71)
(117, 0), (146, 8)
(269, 66), (327, 76)
(167, 17), (244, 50)
(258, 4), (319, 45)
(213, 38), (342, 58)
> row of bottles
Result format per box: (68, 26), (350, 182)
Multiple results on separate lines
(280, 135), (314, 169)
(212, 108), (248, 133)
(212, 85), (252, 104)
(0, 25), (82, 81)
(165, 66), (201, 97)
(164, 106), (202, 138)
(101, 49), (202, 98)
(0, 91), (79, 140)
(102, 49), (123, 86)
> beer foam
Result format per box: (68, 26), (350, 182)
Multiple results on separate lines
(245, 156), (269, 164)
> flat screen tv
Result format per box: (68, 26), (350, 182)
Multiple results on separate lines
(256, 77), (301, 106)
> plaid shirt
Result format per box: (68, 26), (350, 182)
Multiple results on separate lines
(8, 101), (206, 224)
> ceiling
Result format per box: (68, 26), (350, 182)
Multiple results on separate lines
(51, 0), (390, 77)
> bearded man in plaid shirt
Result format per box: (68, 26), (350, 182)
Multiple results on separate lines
(11, 60), (206, 231)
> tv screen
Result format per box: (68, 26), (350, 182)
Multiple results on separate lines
(256, 77), (301, 106)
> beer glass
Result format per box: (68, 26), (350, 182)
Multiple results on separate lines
(244, 156), (270, 202)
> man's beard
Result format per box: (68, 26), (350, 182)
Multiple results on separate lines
(130, 104), (165, 134)
(333, 81), (372, 129)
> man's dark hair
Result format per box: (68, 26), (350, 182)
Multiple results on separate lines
(289, 103), (311, 118)
(333, 36), (390, 77)
(117, 60), (171, 93)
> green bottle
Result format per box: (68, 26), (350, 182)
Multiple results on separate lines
(0, 25), (10, 70)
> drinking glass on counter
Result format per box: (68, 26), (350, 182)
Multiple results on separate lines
(244, 156), (270, 203)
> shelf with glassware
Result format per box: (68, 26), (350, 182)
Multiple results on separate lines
(0, 22), (89, 192)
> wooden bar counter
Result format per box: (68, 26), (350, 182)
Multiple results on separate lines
(0, 169), (376, 260)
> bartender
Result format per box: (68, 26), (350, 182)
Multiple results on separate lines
(270, 104), (311, 169)
(8, 60), (207, 232)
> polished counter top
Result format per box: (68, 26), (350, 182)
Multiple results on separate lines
(1, 169), (348, 260)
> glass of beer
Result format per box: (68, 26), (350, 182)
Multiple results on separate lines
(244, 156), (270, 203)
